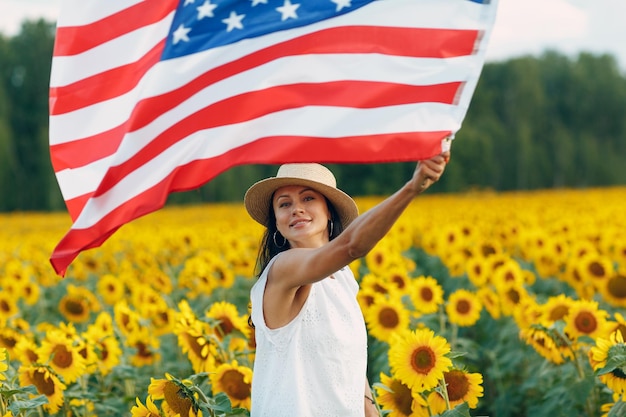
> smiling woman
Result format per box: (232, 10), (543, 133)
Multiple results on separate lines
(243, 157), (448, 417)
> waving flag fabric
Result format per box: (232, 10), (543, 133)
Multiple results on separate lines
(49, 0), (498, 275)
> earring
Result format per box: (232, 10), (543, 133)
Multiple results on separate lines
(273, 231), (287, 248)
(328, 219), (334, 238)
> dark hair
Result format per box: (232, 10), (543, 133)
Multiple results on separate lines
(253, 197), (344, 277)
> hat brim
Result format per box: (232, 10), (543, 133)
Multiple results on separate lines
(244, 176), (359, 229)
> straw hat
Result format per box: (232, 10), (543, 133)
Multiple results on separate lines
(244, 163), (359, 229)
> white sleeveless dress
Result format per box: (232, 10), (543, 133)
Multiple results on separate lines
(249, 257), (368, 417)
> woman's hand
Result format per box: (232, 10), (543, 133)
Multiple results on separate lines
(410, 151), (450, 194)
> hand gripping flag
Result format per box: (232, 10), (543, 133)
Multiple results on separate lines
(49, 0), (499, 275)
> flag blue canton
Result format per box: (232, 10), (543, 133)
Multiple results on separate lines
(162, 0), (376, 60)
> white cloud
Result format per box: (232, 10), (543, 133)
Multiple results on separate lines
(486, 0), (589, 61)
(1, 0), (60, 35)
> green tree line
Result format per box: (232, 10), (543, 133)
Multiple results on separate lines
(1, 20), (625, 212)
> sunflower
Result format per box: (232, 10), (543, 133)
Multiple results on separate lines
(490, 257), (526, 288)
(127, 326), (161, 367)
(496, 282), (531, 317)
(578, 253), (615, 289)
(465, 256), (491, 287)
(96, 274), (126, 305)
(174, 305), (216, 373)
(131, 396), (161, 417)
(0, 327), (21, 357)
(149, 374), (200, 417)
(540, 294), (574, 324)
(0, 292), (18, 321)
(132, 284), (170, 322)
(519, 325), (573, 365)
(512, 298), (543, 331)
(356, 287), (381, 312)
(66, 398), (97, 417)
(205, 301), (248, 341)
(564, 299), (611, 341)
(365, 242), (402, 276)
(14, 335), (42, 366)
(387, 266), (411, 292)
(19, 280), (41, 306)
(388, 328), (453, 392)
(409, 276), (444, 315)
(141, 266), (174, 294)
(59, 285), (101, 323)
(114, 301), (142, 337)
(445, 289), (482, 327)
(360, 273), (391, 296)
(427, 368), (484, 413)
(210, 360), (252, 409)
(37, 330), (87, 384)
(375, 371), (428, 417)
(476, 287), (501, 320)
(178, 257), (217, 299)
(598, 270), (626, 308)
(590, 331), (626, 394)
(364, 295), (411, 343)
(18, 365), (67, 414)
(608, 312), (626, 340)
(0, 347), (8, 380)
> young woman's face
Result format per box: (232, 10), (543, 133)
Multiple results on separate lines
(272, 185), (331, 248)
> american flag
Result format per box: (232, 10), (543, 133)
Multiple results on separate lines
(49, 0), (498, 275)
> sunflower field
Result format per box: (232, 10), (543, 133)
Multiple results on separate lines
(1, 186), (626, 417)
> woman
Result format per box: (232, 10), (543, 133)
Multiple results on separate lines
(244, 155), (449, 417)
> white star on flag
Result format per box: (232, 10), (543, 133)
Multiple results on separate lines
(251, 0), (268, 6)
(184, 0), (195, 5)
(197, 0), (218, 19)
(222, 11), (245, 31)
(330, 0), (352, 12)
(172, 24), (191, 44)
(276, 0), (300, 21)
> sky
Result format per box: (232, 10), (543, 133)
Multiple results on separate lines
(2, 0), (626, 72)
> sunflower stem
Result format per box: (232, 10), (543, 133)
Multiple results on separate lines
(438, 304), (446, 334)
(439, 376), (452, 411)
(419, 392), (435, 417)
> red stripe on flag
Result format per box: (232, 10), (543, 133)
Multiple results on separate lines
(50, 40), (166, 116)
(51, 76), (461, 173)
(50, 130), (448, 275)
(51, 26), (478, 118)
(94, 80), (462, 196)
(65, 194), (93, 223)
(53, 1), (177, 57)
(50, 123), (128, 172)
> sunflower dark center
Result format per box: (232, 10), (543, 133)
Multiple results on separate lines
(185, 333), (206, 358)
(420, 287), (434, 302)
(52, 345), (73, 368)
(456, 300), (471, 314)
(220, 369), (251, 400)
(164, 381), (192, 416)
(549, 305), (569, 321)
(589, 261), (606, 278)
(506, 288), (520, 304)
(379, 308), (399, 329)
(0, 300), (10, 313)
(217, 318), (235, 337)
(574, 311), (598, 334)
(607, 274), (626, 299)
(444, 370), (470, 402)
(65, 299), (86, 315)
(391, 274), (406, 289)
(32, 369), (56, 396)
(389, 379), (413, 415)
(411, 347), (436, 374)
